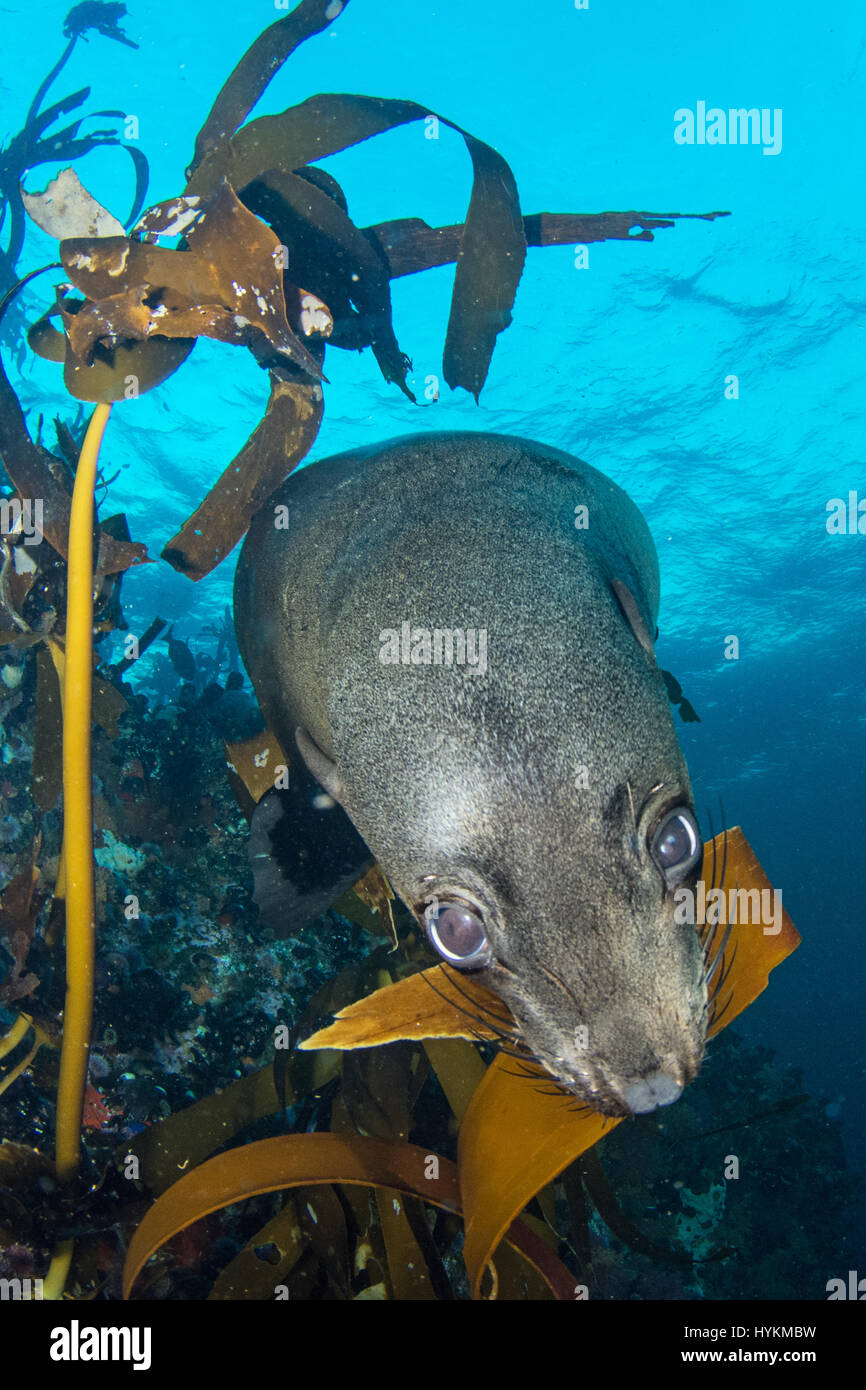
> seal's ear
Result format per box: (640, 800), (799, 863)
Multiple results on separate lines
(296, 726), (344, 802)
(611, 579), (656, 658)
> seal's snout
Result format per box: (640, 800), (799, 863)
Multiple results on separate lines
(621, 1070), (685, 1114)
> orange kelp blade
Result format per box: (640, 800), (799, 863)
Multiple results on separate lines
(703, 825), (800, 1037)
(298, 963), (513, 1049)
(122, 1133), (575, 1300)
(458, 826), (801, 1298)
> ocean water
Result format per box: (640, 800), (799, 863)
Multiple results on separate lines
(1, 0), (864, 1298)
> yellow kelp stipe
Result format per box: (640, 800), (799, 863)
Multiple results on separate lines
(45, 401), (111, 1298)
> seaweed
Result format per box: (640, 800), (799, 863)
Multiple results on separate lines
(0, 0), (780, 1305)
(0, 4), (148, 354)
(13, 0), (727, 578)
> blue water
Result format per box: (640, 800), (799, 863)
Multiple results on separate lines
(3, 0), (864, 1257)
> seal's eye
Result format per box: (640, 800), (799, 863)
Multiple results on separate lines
(423, 900), (491, 970)
(651, 807), (701, 884)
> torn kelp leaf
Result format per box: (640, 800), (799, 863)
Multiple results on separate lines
(162, 371), (324, 579)
(223, 727), (289, 815)
(186, 93), (526, 401)
(188, 0), (352, 177)
(20, 168), (125, 240)
(27, 313), (67, 363)
(63, 328), (195, 404)
(132, 194), (207, 242)
(56, 180), (325, 394)
(368, 207), (731, 278)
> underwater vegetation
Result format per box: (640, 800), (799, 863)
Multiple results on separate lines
(0, 4), (147, 358)
(0, 0), (837, 1301)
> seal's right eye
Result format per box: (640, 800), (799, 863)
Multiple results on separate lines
(650, 806), (702, 885)
(423, 901), (492, 970)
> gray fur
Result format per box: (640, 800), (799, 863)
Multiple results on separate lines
(234, 431), (706, 1115)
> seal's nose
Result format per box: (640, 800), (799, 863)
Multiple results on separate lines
(622, 1071), (684, 1114)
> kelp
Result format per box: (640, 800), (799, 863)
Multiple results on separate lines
(21, 169), (126, 242)
(299, 962), (511, 1049)
(297, 828), (800, 1296)
(224, 727), (290, 816)
(125, 1048), (341, 1197)
(14, 0), (727, 578)
(240, 166), (411, 398)
(161, 373), (324, 579)
(0, 1014), (53, 1098)
(0, 351), (148, 579)
(0, 3), (148, 315)
(59, 182), (326, 380)
(32, 638), (127, 808)
(347, 864), (398, 949)
(187, 91), (526, 402)
(188, 0), (353, 177)
(121, 1133), (575, 1301)
(371, 208), (729, 279)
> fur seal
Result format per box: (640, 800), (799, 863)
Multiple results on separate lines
(234, 431), (707, 1117)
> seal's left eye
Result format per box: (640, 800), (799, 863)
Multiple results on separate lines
(651, 807), (701, 884)
(423, 901), (492, 970)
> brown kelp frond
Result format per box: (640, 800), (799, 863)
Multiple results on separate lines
(0, 348), (149, 578)
(187, 0), (351, 178)
(57, 180), (326, 390)
(187, 89), (526, 403)
(1, 7), (148, 321)
(14, 5), (730, 582)
(160, 372), (324, 579)
(122, 1132), (575, 1301)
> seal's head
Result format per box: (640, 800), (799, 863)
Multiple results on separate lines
(239, 431), (709, 1117)
(413, 774), (707, 1119)
(300, 545), (708, 1119)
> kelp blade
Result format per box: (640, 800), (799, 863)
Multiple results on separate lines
(122, 1131), (574, 1300)
(706, 825), (801, 1036)
(458, 826), (800, 1297)
(299, 963), (510, 1049)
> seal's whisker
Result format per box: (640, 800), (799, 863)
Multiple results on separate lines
(705, 916), (734, 990)
(709, 941), (738, 1003)
(708, 986), (735, 1029)
(626, 780), (637, 840)
(428, 966), (519, 1035)
(497, 1062), (547, 1083)
(538, 962), (582, 1013)
(717, 822), (729, 892)
(419, 969), (519, 1046)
